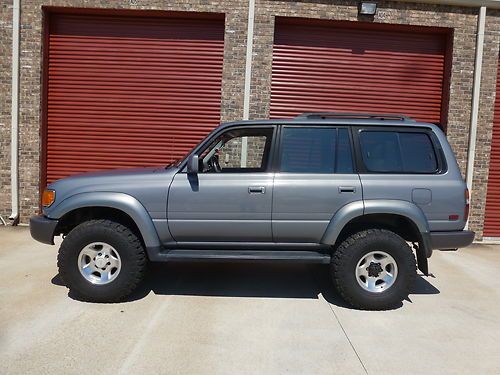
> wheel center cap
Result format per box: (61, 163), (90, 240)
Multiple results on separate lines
(95, 257), (107, 268)
(367, 262), (383, 277)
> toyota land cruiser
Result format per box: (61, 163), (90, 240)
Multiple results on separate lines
(30, 113), (475, 309)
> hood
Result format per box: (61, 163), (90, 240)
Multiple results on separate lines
(45, 166), (179, 216)
(48, 166), (171, 189)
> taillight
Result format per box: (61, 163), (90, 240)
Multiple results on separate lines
(464, 188), (470, 221)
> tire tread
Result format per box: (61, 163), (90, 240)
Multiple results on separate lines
(331, 229), (416, 310)
(57, 219), (147, 303)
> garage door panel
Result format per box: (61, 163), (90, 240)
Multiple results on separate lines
(271, 87), (444, 101)
(51, 14), (223, 40)
(272, 74), (445, 88)
(274, 51), (446, 66)
(484, 62), (500, 237)
(46, 13), (224, 184)
(270, 19), (448, 124)
(275, 23), (446, 51)
(272, 67), (445, 81)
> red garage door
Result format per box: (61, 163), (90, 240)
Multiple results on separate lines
(45, 12), (224, 184)
(483, 61), (500, 238)
(270, 18), (449, 125)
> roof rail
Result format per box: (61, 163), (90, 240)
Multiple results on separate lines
(294, 112), (413, 121)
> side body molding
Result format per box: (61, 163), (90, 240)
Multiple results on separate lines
(47, 192), (162, 251)
(321, 199), (430, 246)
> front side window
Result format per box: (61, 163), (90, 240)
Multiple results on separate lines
(199, 128), (273, 173)
(359, 130), (438, 173)
(279, 127), (354, 173)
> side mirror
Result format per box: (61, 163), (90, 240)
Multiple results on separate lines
(187, 155), (199, 174)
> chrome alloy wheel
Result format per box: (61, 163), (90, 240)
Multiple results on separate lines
(78, 242), (121, 285)
(355, 251), (398, 293)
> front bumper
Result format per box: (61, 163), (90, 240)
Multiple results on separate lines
(429, 230), (475, 250)
(30, 215), (59, 245)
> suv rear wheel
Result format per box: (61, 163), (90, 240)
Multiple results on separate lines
(331, 229), (416, 310)
(57, 219), (147, 302)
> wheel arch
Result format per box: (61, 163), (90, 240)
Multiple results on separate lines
(321, 200), (431, 274)
(49, 192), (161, 251)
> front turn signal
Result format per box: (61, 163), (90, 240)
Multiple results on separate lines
(42, 189), (56, 207)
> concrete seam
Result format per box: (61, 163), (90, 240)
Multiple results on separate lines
(325, 301), (369, 375)
(308, 266), (368, 374)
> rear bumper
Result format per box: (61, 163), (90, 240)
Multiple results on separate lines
(429, 230), (475, 250)
(30, 215), (59, 245)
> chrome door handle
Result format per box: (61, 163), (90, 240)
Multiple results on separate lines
(248, 186), (266, 194)
(339, 186), (356, 193)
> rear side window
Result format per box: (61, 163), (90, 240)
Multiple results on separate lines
(359, 130), (438, 173)
(280, 127), (354, 173)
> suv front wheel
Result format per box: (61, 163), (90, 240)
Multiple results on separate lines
(331, 229), (416, 310)
(57, 219), (147, 302)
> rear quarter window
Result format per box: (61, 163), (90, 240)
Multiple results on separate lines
(359, 130), (438, 173)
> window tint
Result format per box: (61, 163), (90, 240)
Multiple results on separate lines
(359, 132), (403, 172)
(359, 131), (438, 173)
(399, 133), (438, 173)
(280, 127), (354, 173)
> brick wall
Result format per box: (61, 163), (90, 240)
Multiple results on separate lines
(0, 0), (499, 239)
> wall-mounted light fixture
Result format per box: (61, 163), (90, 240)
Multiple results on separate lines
(358, 1), (378, 16)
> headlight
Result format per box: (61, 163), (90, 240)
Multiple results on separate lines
(42, 189), (56, 207)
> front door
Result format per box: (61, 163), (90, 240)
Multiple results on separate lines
(168, 126), (276, 242)
(272, 126), (362, 243)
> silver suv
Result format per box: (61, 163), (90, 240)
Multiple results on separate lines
(30, 113), (474, 309)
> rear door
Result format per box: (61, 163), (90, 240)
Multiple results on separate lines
(272, 126), (362, 242)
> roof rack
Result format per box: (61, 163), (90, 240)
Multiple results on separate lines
(294, 112), (413, 121)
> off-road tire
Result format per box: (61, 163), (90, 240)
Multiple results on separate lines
(331, 229), (416, 310)
(57, 219), (147, 302)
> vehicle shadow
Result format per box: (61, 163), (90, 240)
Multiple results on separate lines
(52, 262), (439, 309)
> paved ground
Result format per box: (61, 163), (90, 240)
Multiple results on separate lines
(1, 226), (500, 374)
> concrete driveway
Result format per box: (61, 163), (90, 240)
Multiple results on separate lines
(1, 226), (499, 374)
